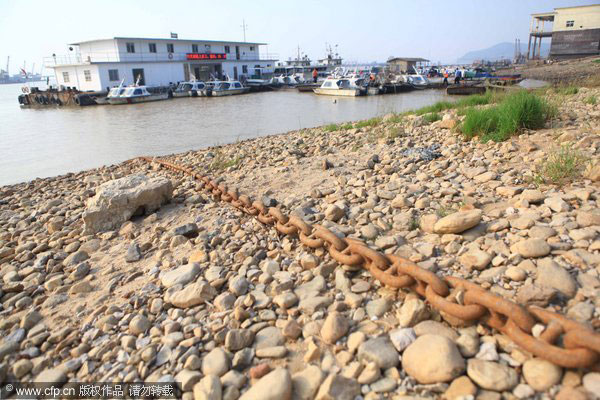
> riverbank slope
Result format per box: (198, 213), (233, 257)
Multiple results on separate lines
(1, 86), (599, 398)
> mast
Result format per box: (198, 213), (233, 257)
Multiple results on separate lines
(5, 56), (8, 74)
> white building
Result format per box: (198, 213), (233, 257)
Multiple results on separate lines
(45, 36), (278, 91)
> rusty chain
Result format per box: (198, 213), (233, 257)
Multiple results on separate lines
(136, 156), (600, 369)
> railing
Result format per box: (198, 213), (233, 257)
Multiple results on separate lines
(43, 52), (279, 66)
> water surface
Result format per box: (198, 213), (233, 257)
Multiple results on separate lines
(0, 83), (451, 185)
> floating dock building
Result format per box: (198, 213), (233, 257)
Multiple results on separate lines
(44, 36), (278, 91)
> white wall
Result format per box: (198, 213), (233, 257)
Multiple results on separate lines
(554, 5), (600, 32)
(97, 62), (186, 88)
(53, 65), (101, 91)
(78, 40), (121, 62)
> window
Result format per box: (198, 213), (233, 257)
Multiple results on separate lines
(149, 43), (157, 53)
(84, 70), (92, 82)
(108, 69), (119, 81)
(566, 20), (574, 27)
(167, 43), (174, 53)
(62, 72), (70, 83)
(192, 44), (198, 53)
(205, 44), (211, 53)
(234, 82), (241, 88)
(224, 45), (230, 53)
(242, 65), (248, 74)
(250, 46), (255, 51)
(323, 81), (332, 87)
(133, 88), (143, 95)
(126, 42), (135, 53)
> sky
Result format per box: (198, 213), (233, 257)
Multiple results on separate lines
(1, 0), (598, 75)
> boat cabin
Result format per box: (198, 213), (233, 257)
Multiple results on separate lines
(175, 81), (206, 92)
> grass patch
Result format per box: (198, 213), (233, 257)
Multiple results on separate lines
(556, 86), (579, 95)
(461, 91), (555, 142)
(585, 95), (597, 105)
(210, 152), (241, 171)
(386, 113), (404, 124)
(415, 101), (455, 116)
(593, 59), (600, 64)
(423, 112), (442, 124)
(355, 117), (381, 128)
(535, 145), (589, 186)
(436, 207), (456, 218)
(409, 217), (420, 231)
(324, 123), (340, 132)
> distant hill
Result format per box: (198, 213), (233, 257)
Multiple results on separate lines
(457, 42), (550, 63)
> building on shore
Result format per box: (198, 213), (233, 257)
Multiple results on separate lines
(528, 4), (600, 60)
(386, 57), (429, 74)
(44, 36), (279, 91)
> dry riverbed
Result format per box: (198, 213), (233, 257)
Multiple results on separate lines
(1, 87), (600, 399)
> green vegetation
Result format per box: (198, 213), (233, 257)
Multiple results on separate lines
(355, 117), (381, 128)
(210, 152), (241, 171)
(324, 124), (339, 132)
(593, 59), (600, 64)
(436, 206), (456, 218)
(423, 112), (442, 124)
(585, 95), (597, 105)
(409, 217), (420, 231)
(461, 91), (555, 142)
(414, 101), (455, 116)
(556, 86), (579, 95)
(535, 145), (589, 186)
(386, 113), (404, 124)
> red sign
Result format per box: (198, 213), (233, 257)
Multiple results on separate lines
(186, 53), (227, 60)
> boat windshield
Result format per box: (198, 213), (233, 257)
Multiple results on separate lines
(337, 80), (351, 88)
(177, 83), (193, 91)
(221, 82), (231, 89)
(233, 82), (242, 88)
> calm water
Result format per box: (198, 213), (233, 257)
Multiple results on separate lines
(0, 83), (451, 185)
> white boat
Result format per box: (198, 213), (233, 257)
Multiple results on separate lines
(205, 80), (249, 96)
(313, 77), (366, 97)
(107, 85), (170, 105)
(403, 67), (430, 89)
(173, 81), (207, 97)
(269, 75), (294, 86)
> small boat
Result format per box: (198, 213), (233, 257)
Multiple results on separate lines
(245, 79), (275, 92)
(205, 80), (249, 96)
(173, 81), (207, 97)
(107, 85), (170, 105)
(95, 86), (126, 104)
(313, 77), (366, 97)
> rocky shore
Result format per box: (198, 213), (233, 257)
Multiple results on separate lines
(1, 86), (600, 400)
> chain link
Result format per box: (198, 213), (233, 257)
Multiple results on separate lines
(137, 156), (600, 369)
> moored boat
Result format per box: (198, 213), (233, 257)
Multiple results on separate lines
(313, 77), (366, 97)
(107, 85), (171, 105)
(446, 84), (486, 95)
(173, 81), (207, 98)
(205, 80), (249, 96)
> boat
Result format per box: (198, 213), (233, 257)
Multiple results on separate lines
(446, 84), (486, 95)
(173, 81), (207, 97)
(205, 80), (249, 96)
(94, 84), (126, 105)
(107, 85), (170, 105)
(313, 77), (366, 97)
(245, 78), (277, 92)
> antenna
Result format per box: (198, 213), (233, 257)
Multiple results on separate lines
(241, 19), (248, 42)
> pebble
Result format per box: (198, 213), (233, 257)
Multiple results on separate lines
(522, 358), (562, 391)
(239, 368), (292, 400)
(467, 359), (518, 392)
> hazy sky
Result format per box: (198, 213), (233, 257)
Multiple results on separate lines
(1, 0), (597, 74)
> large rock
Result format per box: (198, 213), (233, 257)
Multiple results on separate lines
(522, 358), (562, 391)
(240, 368), (291, 400)
(161, 263), (201, 288)
(320, 312), (349, 344)
(168, 281), (216, 308)
(536, 258), (577, 298)
(83, 174), (173, 234)
(357, 336), (399, 369)
(434, 210), (482, 234)
(292, 365), (325, 400)
(467, 359), (518, 391)
(402, 334), (465, 384)
(511, 238), (550, 258)
(315, 374), (360, 400)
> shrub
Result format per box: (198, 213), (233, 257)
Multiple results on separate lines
(355, 117), (381, 128)
(461, 91), (554, 142)
(585, 95), (597, 105)
(536, 145), (589, 185)
(423, 112), (442, 123)
(556, 86), (579, 95)
(324, 124), (340, 132)
(415, 101), (454, 115)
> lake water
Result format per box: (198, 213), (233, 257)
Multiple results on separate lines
(0, 83), (452, 185)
